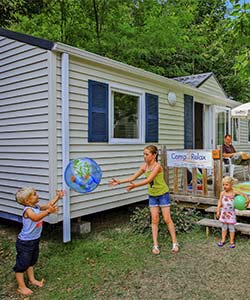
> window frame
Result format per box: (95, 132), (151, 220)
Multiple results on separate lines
(108, 84), (145, 144)
(214, 106), (231, 147)
(231, 117), (240, 144)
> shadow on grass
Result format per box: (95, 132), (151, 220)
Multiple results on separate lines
(1, 211), (250, 300)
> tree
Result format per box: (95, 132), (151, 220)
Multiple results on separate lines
(2, 0), (249, 102)
(228, 1), (250, 80)
(0, 0), (25, 27)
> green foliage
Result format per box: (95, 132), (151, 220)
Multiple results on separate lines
(129, 203), (201, 237)
(171, 203), (202, 233)
(0, 0), (25, 27)
(129, 206), (152, 236)
(3, 0), (250, 102)
(226, 1), (250, 79)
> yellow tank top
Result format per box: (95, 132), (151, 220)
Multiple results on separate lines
(145, 168), (169, 196)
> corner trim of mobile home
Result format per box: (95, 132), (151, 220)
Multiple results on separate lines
(61, 52), (71, 242)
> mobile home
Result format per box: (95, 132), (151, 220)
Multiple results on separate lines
(0, 28), (248, 240)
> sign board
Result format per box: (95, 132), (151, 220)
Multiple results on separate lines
(167, 150), (213, 169)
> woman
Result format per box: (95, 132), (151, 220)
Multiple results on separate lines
(109, 145), (179, 254)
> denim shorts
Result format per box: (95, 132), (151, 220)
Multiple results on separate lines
(13, 238), (40, 273)
(148, 192), (171, 207)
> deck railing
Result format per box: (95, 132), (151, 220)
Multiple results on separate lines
(160, 145), (223, 199)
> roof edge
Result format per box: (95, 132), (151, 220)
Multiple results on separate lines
(198, 72), (228, 98)
(196, 72), (214, 87)
(1, 28), (235, 106)
(55, 43), (236, 106)
(0, 27), (55, 50)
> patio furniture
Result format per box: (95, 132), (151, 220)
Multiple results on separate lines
(223, 157), (249, 181)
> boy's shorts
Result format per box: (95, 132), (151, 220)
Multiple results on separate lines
(149, 192), (171, 207)
(13, 238), (40, 273)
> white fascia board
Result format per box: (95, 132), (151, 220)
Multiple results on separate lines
(53, 42), (236, 107)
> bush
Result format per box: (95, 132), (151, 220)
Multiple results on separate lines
(129, 206), (152, 236)
(129, 203), (201, 237)
(170, 203), (201, 233)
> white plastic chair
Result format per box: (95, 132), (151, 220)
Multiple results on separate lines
(223, 157), (249, 181)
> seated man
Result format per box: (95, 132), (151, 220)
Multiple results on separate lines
(223, 134), (239, 163)
(223, 134), (249, 166)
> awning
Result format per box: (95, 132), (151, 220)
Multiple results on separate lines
(231, 102), (250, 119)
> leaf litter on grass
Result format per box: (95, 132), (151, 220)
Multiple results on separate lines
(92, 231), (250, 300)
(2, 220), (250, 300)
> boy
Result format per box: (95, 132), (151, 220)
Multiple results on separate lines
(13, 187), (64, 296)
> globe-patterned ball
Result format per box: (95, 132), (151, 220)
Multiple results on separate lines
(64, 158), (102, 193)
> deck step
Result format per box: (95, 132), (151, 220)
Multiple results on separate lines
(205, 206), (250, 217)
(197, 218), (250, 235)
(171, 194), (218, 206)
(197, 218), (221, 228)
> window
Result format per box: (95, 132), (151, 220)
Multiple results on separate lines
(88, 80), (158, 143)
(216, 111), (226, 145)
(214, 106), (230, 147)
(184, 94), (194, 149)
(110, 90), (142, 143)
(232, 118), (240, 143)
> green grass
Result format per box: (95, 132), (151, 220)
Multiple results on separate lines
(1, 220), (250, 300)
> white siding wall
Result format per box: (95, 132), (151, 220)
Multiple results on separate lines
(2, 35), (248, 224)
(198, 76), (226, 98)
(236, 119), (250, 152)
(0, 37), (51, 217)
(54, 55), (184, 221)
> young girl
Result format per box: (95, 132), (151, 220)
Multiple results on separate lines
(216, 176), (249, 248)
(13, 187), (64, 296)
(109, 145), (179, 254)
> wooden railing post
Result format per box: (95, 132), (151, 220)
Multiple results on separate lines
(173, 167), (179, 193)
(213, 147), (222, 198)
(161, 145), (169, 185)
(192, 168), (197, 194)
(202, 168), (208, 196)
(183, 167), (188, 193)
(219, 146), (223, 192)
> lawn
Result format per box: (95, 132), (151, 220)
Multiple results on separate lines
(1, 211), (250, 300)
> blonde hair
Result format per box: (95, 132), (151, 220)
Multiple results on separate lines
(15, 187), (35, 205)
(222, 176), (238, 185)
(144, 145), (159, 162)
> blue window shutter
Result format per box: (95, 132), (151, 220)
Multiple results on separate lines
(184, 94), (194, 149)
(88, 80), (109, 142)
(145, 93), (159, 143)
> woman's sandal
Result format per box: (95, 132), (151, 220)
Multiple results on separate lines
(217, 241), (226, 248)
(152, 245), (160, 255)
(171, 243), (179, 253)
(229, 243), (235, 249)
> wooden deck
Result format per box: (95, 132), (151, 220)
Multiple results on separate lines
(197, 204), (250, 236)
(205, 205), (250, 216)
(171, 193), (218, 207)
(197, 218), (250, 235)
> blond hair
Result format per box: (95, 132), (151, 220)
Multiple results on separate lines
(222, 176), (238, 185)
(15, 187), (35, 205)
(144, 145), (159, 162)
